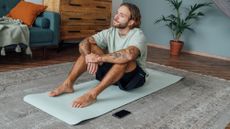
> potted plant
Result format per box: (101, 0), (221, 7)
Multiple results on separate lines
(155, 0), (211, 56)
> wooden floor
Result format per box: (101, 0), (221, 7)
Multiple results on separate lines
(0, 45), (78, 72)
(0, 44), (230, 80)
(147, 46), (230, 80)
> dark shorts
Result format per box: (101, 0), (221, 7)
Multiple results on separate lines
(96, 63), (146, 91)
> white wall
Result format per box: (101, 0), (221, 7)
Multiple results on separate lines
(112, 0), (123, 22)
(125, 0), (230, 59)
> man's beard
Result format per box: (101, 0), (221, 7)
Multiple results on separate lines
(113, 20), (129, 29)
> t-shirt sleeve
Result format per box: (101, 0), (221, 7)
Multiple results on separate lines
(92, 29), (109, 49)
(128, 30), (147, 57)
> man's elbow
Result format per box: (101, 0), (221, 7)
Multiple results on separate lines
(126, 46), (140, 61)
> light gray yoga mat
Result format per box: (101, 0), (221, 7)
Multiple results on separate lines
(23, 68), (182, 125)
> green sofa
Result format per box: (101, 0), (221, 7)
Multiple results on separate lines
(0, 0), (60, 48)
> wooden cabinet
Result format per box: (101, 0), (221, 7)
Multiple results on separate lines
(43, 0), (112, 40)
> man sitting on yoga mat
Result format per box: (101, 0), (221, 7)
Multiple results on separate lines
(49, 2), (147, 108)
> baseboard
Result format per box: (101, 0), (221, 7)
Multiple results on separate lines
(148, 43), (169, 50)
(147, 43), (230, 61)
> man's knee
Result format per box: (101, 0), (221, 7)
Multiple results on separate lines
(79, 40), (87, 55)
(125, 61), (137, 73)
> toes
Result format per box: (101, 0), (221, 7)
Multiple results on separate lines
(72, 98), (85, 108)
(72, 100), (81, 108)
(79, 103), (87, 108)
(72, 101), (76, 107)
(71, 93), (97, 108)
(48, 91), (57, 97)
(72, 99), (95, 108)
(77, 103), (82, 108)
(48, 87), (74, 97)
(48, 92), (53, 97)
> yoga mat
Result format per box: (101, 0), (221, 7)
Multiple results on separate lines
(24, 68), (182, 125)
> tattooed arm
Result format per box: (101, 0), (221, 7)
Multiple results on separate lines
(79, 37), (99, 75)
(98, 46), (140, 64)
(79, 37), (97, 56)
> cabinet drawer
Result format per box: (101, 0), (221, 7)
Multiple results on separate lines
(61, 12), (110, 26)
(61, 0), (111, 12)
(61, 25), (109, 40)
(61, 25), (109, 32)
(61, 32), (95, 40)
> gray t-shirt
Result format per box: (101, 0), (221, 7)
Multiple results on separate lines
(92, 27), (147, 70)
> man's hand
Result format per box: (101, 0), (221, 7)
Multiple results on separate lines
(85, 53), (102, 75)
(85, 53), (102, 64)
(87, 63), (98, 75)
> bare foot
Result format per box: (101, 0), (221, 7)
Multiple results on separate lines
(48, 80), (74, 97)
(72, 92), (96, 108)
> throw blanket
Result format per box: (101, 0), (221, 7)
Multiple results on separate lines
(0, 16), (32, 56)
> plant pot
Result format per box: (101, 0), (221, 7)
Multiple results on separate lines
(170, 40), (184, 56)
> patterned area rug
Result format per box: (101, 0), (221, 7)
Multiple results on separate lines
(0, 62), (230, 129)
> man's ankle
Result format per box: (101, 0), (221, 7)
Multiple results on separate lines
(64, 79), (74, 88)
(88, 90), (97, 99)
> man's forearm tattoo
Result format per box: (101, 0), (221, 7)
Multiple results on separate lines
(110, 47), (139, 60)
(101, 46), (139, 63)
(109, 52), (129, 59)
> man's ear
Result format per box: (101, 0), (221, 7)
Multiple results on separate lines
(128, 19), (135, 27)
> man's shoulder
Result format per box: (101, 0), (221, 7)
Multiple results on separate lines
(101, 27), (116, 33)
(94, 27), (116, 37)
(131, 28), (144, 35)
(129, 28), (146, 41)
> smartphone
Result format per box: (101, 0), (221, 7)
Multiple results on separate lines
(112, 110), (131, 119)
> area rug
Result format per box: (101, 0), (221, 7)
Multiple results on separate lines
(0, 62), (230, 129)
(23, 68), (182, 125)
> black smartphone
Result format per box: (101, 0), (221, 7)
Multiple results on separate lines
(112, 110), (131, 119)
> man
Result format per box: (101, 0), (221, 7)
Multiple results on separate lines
(49, 2), (147, 108)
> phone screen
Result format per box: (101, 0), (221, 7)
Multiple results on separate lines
(112, 110), (131, 118)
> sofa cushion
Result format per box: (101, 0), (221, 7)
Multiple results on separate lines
(34, 17), (50, 29)
(7, 1), (47, 26)
(29, 27), (53, 44)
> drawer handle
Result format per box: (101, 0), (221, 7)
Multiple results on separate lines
(69, 18), (82, 20)
(68, 30), (81, 33)
(96, 6), (106, 9)
(69, 3), (81, 7)
(95, 30), (102, 32)
(95, 18), (106, 21)
(94, 0), (111, 3)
